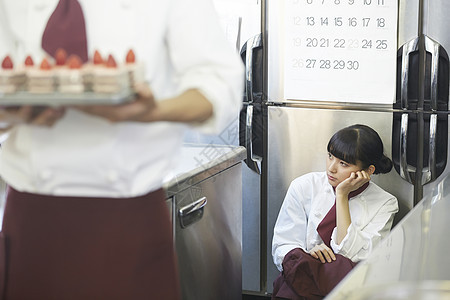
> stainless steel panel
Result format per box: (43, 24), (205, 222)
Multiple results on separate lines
(266, 106), (414, 293)
(266, 0), (285, 103)
(423, 0), (450, 52)
(422, 0), (450, 198)
(398, 0), (420, 47)
(242, 164), (262, 292)
(175, 164), (242, 300)
(164, 145), (246, 198)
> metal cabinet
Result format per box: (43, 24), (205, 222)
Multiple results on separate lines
(169, 163), (242, 300)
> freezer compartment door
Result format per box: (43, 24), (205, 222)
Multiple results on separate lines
(265, 106), (413, 294)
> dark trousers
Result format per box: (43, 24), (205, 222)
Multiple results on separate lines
(272, 248), (356, 300)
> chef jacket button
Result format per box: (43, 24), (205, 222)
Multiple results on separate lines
(107, 171), (119, 182)
(315, 212), (321, 218)
(40, 170), (52, 180)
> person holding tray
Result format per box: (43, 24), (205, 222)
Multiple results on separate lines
(0, 0), (243, 299)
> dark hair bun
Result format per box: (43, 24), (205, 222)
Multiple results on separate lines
(328, 124), (395, 175)
(374, 155), (393, 174)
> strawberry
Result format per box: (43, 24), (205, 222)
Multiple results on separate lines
(1, 55), (13, 69)
(24, 55), (34, 66)
(40, 58), (52, 70)
(55, 48), (67, 66)
(106, 54), (117, 68)
(125, 49), (135, 64)
(67, 55), (83, 69)
(93, 50), (104, 65)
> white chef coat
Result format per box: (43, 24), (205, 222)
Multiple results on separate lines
(272, 171), (398, 271)
(0, 0), (244, 197)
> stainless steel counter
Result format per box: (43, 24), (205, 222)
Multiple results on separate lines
(163, 144), (246, 196)
(327, 174), (450, 300)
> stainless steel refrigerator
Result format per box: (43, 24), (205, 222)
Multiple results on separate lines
(240, 0), (450, 295)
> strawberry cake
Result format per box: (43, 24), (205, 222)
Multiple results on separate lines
(0, 55), (26, 94)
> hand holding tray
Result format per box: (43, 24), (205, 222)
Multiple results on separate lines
(0, 89), (135, 107)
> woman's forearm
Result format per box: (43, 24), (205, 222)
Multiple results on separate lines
(336, 192), (351, 245)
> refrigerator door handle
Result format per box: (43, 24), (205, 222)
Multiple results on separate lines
(245, 33), (262, 104)
(178, 197), (207, 228)
(400, 38), (420, 110)
(423, 114), (438, 185)
(422, 36), (440, 185)
(400, 113), (413, 184)
(424, 36), (440, 111)
(246, 105), (262, 174)
(242, 33), (262, 174)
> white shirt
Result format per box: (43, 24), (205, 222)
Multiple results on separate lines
(272, 171), (398, 271)
(0, 0), (244, 197)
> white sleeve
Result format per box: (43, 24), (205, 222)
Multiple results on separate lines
(272, 181), (308, 272)
(0, 1), (15, 59)
(330, 196), (398, 261)
(166, 0), (244, 134)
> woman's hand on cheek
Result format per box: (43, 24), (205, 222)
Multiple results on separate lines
(308, 243), (336, 263)
(336, 170), (371, 196)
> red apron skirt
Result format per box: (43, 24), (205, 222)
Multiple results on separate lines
(0, 187), (180, 300)
(272, 248), (357, 300)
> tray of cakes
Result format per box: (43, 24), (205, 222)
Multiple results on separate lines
(0, 49), (144, 106)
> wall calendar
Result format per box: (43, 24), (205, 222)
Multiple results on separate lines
(283, 0), (398, 104)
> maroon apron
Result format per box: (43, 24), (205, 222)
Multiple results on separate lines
(0, 187), (180, 300)
(272, 248), (356, 300)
